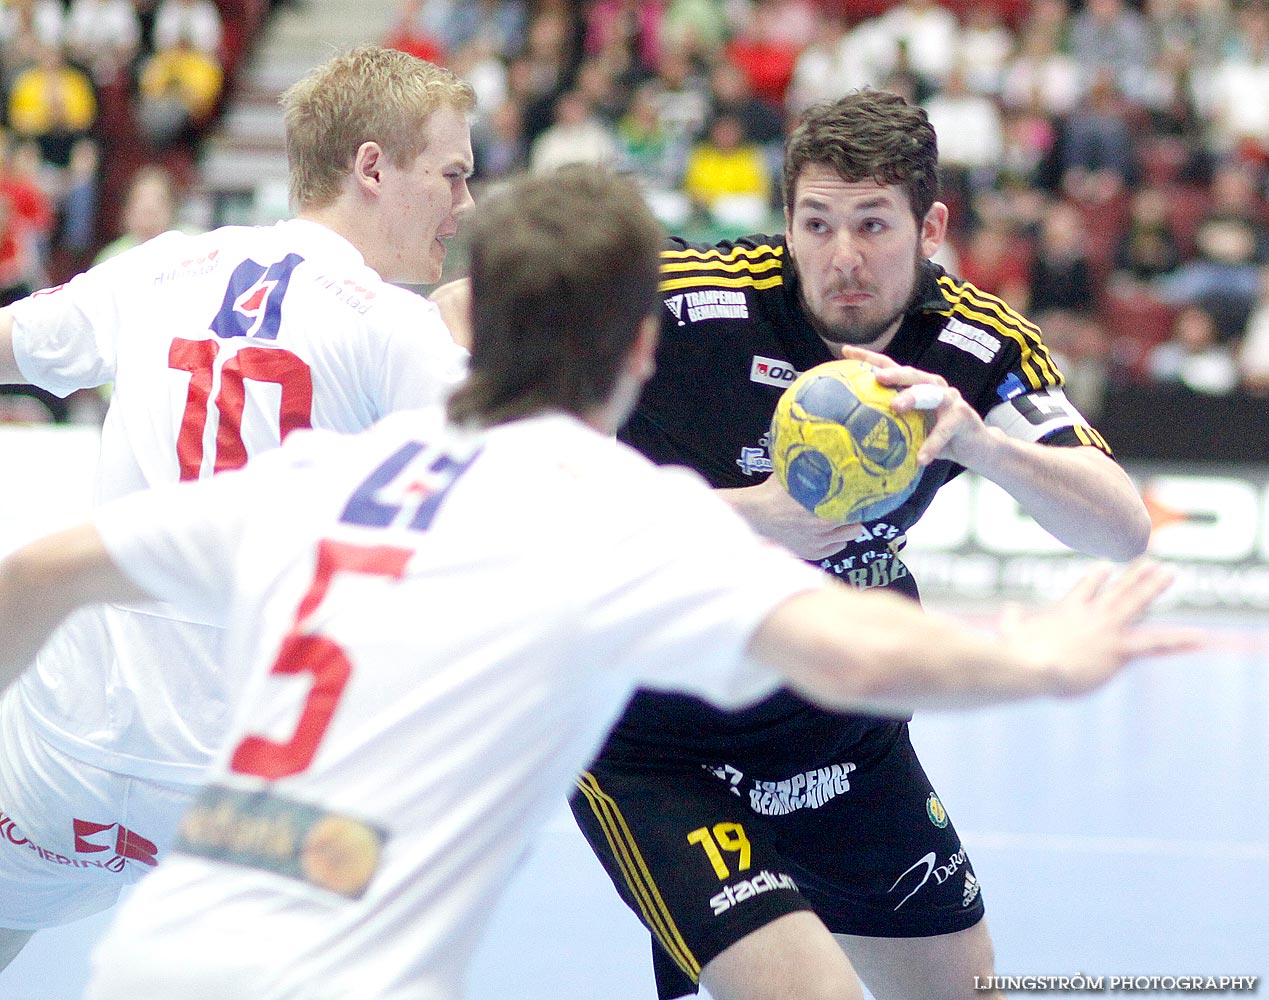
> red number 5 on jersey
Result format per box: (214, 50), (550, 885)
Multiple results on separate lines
(230, 540), (413, 780)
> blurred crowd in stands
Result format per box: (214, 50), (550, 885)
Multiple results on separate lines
(384, 0), (1269, 414)
(5, 0), (1269, 427)
(0, 0), (252, 422)
(0, 0), (225, 280)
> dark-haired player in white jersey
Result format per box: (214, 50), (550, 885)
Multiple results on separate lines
(0, 164), (1187, 1000)
(0, 45), (474, 968)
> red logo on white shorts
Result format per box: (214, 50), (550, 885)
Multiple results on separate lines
(73, 819), (159, 871)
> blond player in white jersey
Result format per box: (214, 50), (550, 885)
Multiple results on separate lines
(0, 167), (1194, 1000)
(0, 45), (474, 966)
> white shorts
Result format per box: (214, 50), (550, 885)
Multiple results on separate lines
(0, 690), (200, 928)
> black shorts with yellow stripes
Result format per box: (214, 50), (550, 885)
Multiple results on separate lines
(570, 717), (984, 1000)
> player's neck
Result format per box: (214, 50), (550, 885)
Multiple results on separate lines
(295, 204), (372, 266)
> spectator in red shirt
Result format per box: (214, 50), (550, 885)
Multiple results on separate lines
(0, 138), (54, 258)
(384, 0), (446, 64)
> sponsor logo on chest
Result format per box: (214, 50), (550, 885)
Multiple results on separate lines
(749, 355), (800, 388)
(664, 289), (750, 326)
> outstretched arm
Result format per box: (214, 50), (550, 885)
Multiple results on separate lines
(0, 523), (148, 691)
(749, 561), (1194, 715)
(841, 345), (1151, 561)
(933, 427), (1147, 561)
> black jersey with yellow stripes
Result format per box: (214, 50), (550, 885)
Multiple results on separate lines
(606, 234), (1116, 743)
(620, 234), (1114, 603)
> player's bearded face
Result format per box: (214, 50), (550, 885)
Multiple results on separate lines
(795, 249), (922, 348)
(786, 167), (938, 351)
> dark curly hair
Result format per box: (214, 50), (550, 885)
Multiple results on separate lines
(783, 90), (940, 222)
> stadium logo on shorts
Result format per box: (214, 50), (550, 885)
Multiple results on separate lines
(709, 870), (798, 916)
(926, 793), (948, 828)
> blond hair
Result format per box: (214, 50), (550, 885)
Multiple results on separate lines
(281, 45), (475, 210)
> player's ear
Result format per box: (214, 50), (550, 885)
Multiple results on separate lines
(920, 201), (948, 259)
(352, 141), (384, 194)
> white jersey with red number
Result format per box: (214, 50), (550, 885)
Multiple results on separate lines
(7, 220), (467, 782)
(83, 410), (823, 1000)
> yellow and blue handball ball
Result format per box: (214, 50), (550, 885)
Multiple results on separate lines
(770, 359), (928, 523)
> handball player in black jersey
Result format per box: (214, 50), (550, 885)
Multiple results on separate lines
(564, 91), (1151, 1000)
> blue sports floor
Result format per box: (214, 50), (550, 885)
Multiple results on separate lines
(2, 620), (1265, 999)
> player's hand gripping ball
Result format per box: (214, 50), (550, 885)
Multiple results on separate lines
(770, 359), (928, 523)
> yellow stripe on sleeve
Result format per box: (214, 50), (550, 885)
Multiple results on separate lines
(1073, 425), (1114, 455)
(660, 256), (783, 277)
(661, 244), (783, 263)
(659, 273), (784, 293)
(937, 277), (1063, 388)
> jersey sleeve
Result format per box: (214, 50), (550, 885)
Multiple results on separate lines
(930, 271), (1116, 458)
(93, 461), (266, 627)
(578, 466), (826, 709)
(6, 244), (146, 395)
(970, 303), (1115, 457)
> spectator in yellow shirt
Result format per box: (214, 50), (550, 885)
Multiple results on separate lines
(682, 111), (772, 226)
(136, 37), (223, 147)
(7, 43), (97, 168)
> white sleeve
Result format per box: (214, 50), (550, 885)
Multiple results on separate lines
(374, 297), (468, 416)
(92, 466), (261, 627)
(580, 468), (826, 709)
(8, 252), (134, 395)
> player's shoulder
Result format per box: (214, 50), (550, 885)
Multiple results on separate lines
(274, 221), (441, 321)
(362, 279), (440, 319)
(658, 233), (789, 335)
(267, 408), (448, 487)
(92, 226), (220, 272)
(88, 225), (273, 291)
(363, 406), (448, 445)
(660, 233), (786, 291)
(921, 264), (1064, 388)
(927, 265), (1045, 345)
(484, 415), (695, 495)
(567, 427), (719, 517)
